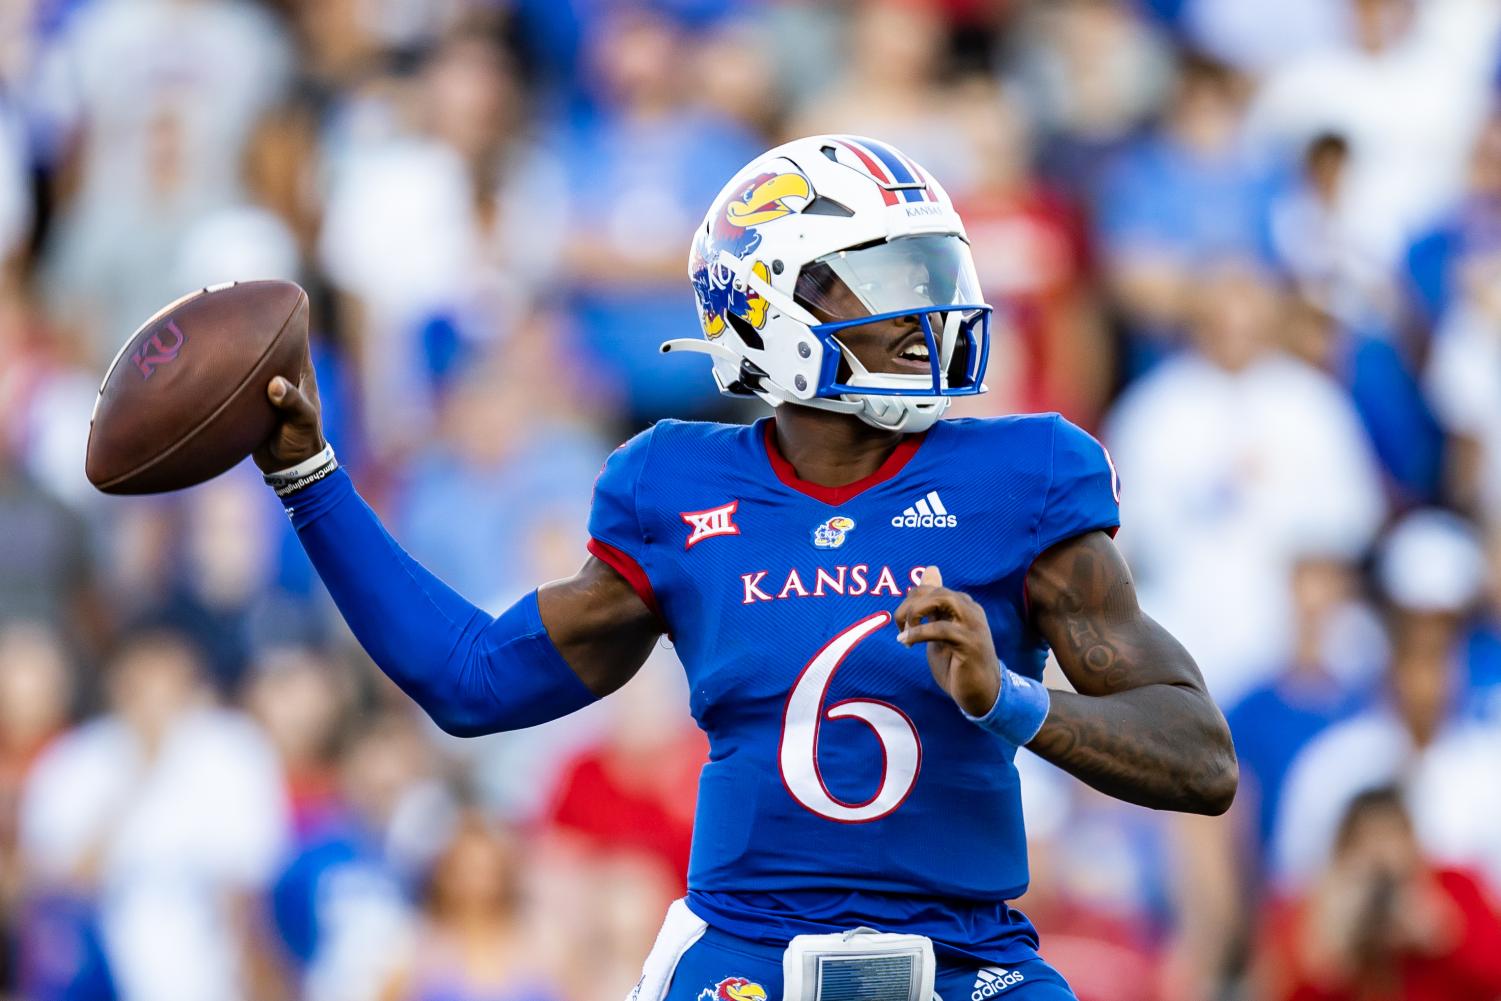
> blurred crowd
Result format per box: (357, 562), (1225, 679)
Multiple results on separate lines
(3, 0), (1501, 999)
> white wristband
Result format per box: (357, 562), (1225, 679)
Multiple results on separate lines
(264, 443), (337, 496)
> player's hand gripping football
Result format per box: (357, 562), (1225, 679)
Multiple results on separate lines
(253, 340), (326, 473)
(895, 566), (1002, 718)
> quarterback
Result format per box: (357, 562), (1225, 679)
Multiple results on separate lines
(254, 136), (1237, 1001)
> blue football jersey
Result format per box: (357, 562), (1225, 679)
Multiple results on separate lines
(586, 415), (1120, 964)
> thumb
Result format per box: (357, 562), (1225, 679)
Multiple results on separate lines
(267, 375), (293, 406)
(267, 376), (306, 412)
(921, 565), (943, 588)
(266, 375), (319, 427)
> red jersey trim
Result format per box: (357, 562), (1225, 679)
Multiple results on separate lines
(761, 419), (926, 506)
(587, 538), (666, 628)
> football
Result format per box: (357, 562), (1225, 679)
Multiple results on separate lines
(85, 279), (309, 494)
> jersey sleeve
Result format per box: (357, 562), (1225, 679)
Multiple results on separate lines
(1035, 415), (1121, 555)
(585, 428), (665, 624)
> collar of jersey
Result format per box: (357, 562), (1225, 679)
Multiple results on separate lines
(759, 417), (928, 506)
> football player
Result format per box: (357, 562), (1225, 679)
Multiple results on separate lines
(255, 136), (1236, 1001)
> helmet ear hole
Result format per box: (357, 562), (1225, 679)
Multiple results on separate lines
(726, 312), (764, 350)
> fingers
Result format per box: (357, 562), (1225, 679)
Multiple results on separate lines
(895, 587), (975, 633)
(919, 565), (942, 588)
(897, 620), (969, 648)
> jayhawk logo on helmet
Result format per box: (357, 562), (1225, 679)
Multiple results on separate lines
(691, 171), (811, 338)
(696, 977), (768, 1001)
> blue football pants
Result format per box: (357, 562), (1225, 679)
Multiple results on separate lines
(661, 924), (1077, 1001)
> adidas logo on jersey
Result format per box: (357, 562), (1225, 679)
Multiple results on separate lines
(972, 966), (1025, 999)
(891, 491), (956, 528)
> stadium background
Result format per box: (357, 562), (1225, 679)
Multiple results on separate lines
(4, 0), (1501, 998)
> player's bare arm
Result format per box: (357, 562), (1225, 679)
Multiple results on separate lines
(255, 353), (660, 703)
(896, 533), (1237, 815)
(1025, 531), (1236, 814)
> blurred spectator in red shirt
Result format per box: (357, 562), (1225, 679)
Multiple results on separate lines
(544, 655), (704, 888)
(1254, 785), (1501, 1001)
(0, 621), (72, 989)
(945, 76), (1110, 427)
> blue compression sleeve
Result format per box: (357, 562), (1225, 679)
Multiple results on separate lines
(281, 467), (598, 736)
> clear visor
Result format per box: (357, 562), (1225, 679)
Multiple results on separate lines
(794, 234), (984, 321)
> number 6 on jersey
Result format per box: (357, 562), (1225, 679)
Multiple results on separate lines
(778, 611), (922, 823)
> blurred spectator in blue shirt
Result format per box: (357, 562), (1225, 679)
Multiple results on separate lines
(1095, 52), (1275, 368)
(393, 329), (608, 611)
(1227, 557), (1374, 863)
(556, 8), (762, 425)
(1403, 111), (1501, 333)
(1004, 0), (1175, 200)
(271, 713), (454, 1001)
(1283, 292), (1444, 506)
(1273, 512), (1501, 895)
(1464, 525), (1501, 724)
(377, 813), (565, 1001)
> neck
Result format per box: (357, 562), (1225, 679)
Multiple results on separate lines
(772, 405), (906, 487)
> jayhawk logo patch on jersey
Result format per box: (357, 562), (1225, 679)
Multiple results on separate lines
(812, 515), (855, 549)
(697, 977), (767, 1001)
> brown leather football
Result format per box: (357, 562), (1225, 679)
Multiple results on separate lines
(85, 280), (309, 494)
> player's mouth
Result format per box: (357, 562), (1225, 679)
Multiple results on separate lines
(890, 329), (934, 373)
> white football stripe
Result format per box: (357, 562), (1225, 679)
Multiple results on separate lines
(915, 499), (933, 517)
(927, 491), (947, 515)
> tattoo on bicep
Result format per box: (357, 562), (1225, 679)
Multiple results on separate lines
(1037, 537), (1142, 693)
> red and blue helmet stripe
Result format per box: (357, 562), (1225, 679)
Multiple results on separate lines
(830, 136), (935, 205)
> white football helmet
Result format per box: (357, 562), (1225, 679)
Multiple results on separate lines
(664, 135), (991, 433)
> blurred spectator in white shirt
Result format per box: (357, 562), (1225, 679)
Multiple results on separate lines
(19, 628), (290, 1001)
(319, 28), (567, 457)
(1105, 261), (1385, 704)
(1181, 0), (1349, 75)
(1425, 248), (1501, 518)
(1246, 0), (1501, 273)
(1272, 511), (1501, 894)
(1269, 132), (1397, 328)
